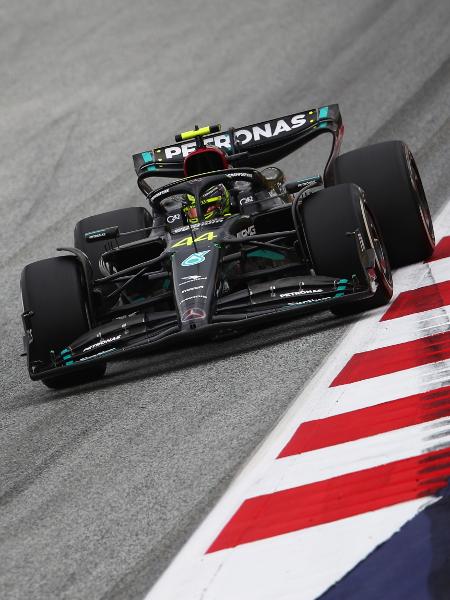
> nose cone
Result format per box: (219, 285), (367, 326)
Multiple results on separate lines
(171, 243), (220, 330)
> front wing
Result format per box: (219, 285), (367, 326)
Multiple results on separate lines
(26, 275), (374, 381)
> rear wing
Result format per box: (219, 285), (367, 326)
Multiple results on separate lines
(133, 104), (343, 185)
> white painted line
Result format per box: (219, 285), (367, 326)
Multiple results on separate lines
(248, 417), (450, 498)
(166, 499), (433, 600)
(308, 357), (450, 420)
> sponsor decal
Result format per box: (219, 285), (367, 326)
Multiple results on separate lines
(286, 296), (332, 306)
(226, 172), (253, 179)
(172, 232), (217, 248)
(79, 348), (117, 361)
(180, 295), (207, 303)
(179, 275), (207, 285)
(83, 335), (121, 353)
(239, 195), (254, 206)
(165, 141), (199, 158)
(235, 114), (307, 144)
(167, 214), (180, 224)
(182, 285), (204, 294)
(280, 289), (324, 298)
(151, 188), (167, 200)
(172, 218), (224, 234)
(237, 225), (256, 238)
(86, 231), (107, 239)
(160, 114), (307, 160)
(181, 308), (207, 322)
(181, 251), (211, 267)
(84, 226), (119, 242)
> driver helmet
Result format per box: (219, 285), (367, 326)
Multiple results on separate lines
(183, 184), (231, 224)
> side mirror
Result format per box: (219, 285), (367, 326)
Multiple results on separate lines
(285, 175), (323, 194)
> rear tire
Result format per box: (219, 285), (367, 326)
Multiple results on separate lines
(74, 207), (152, 278)
(21, 256), (106, 388)
(301, 183), (393, 315)
(334, 141), (434, 267)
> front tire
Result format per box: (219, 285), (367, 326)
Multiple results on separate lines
(21, 256), (106, 388)
(301, 183), (393, 315)
(334, 141), (434, 267)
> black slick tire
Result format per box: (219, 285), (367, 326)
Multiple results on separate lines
(333, 141), (434, 267)
(21, 256), (106, 388)
(301, 183), (393, 315)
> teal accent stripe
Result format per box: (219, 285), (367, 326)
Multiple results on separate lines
(65, 360), (74, 365)
(142, 151), (156, 172)
(335, 278), (349, 298)
(318, 106), (329, 128)
(60, 348), (70, 356)
(247, 249), (285, 261)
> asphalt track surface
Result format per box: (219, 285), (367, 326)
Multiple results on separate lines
(1, 1), (449, 599)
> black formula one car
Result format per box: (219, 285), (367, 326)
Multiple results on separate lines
(20, 104), (435, 387)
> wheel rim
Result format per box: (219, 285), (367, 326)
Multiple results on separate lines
(360, 200), (392, 288)
(405, 147), (435, 245)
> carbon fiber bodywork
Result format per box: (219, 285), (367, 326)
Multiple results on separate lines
(21, 106), (381, 381)
(25, 207), (376, 381)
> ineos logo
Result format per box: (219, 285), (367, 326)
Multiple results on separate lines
(237, 225), (256, 238)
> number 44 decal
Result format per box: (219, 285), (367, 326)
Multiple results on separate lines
(172, 232), (217, 248)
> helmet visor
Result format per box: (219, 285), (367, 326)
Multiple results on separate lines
(184, 196), (222, 223)
(203, 198), (222, 220)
